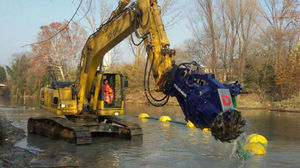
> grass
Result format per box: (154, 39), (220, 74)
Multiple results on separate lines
(271, 94), (300, 109)
(237, 94), (267, 109)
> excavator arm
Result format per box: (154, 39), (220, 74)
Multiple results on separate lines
(77, 0), (173, 110)
(77, 0), (245, 142)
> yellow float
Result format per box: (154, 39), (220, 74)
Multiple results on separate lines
(246, 134), (268, 147)
(138, 113), (149, 119)
(243, 142), (266, 155)
(202, 128), (210, 133)
(236, 134), (268, 159)
(159, 116), (171, 122)
(186, 120), (195, 128)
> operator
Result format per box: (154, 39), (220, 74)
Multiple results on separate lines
(104, 80), (114, 104)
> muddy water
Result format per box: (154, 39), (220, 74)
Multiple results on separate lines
(1, 97), (300, 168)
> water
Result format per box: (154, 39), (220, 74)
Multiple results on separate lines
(1, 97), (300, 168)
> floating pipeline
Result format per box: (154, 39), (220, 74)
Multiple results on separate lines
(135, 114), (186, 125)
(140, 116), (186, 125)
(135, 114), (211, 135)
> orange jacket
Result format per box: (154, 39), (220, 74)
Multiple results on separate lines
(104, 83), (114, 104)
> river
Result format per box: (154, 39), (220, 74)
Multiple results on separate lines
(0, 96), (299, 168)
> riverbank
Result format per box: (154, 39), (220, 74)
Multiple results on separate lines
(0, 113), (34, 167)
(4, 90), (300, 113)
(237, 94), (300, 112)
(126, 90), (300, 112)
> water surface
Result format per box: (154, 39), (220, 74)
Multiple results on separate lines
(0, 97), (299, 168)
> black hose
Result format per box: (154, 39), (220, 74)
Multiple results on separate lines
(147, 52), (169, 102)
(127, 5), (169, 106)
(143, 48), (169, 107)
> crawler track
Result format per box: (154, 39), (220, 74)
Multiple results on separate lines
(28, 116), (142, 145)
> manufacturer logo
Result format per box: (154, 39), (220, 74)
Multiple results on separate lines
(221, 94), (231, 106)
(107, 26), (120, 40)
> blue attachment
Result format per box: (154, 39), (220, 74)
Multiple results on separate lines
(168, 67), (242, 129)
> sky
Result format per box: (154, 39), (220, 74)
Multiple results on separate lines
(0, 0), (193, 66)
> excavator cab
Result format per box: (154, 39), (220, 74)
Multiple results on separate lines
(92, 71), (127, 116)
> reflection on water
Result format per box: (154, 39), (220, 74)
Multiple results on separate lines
(0, 97), (300, 167)
(0, 96), (39, 107)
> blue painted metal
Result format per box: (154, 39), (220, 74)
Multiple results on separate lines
(169, 67), (242, 129)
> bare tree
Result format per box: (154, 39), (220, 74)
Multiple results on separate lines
(188, 0), (258, 81)
(184, 0), (298, 101)
(258, 0), (299, 61)
(255, 0), (299, 98)
(160, 0), (184, 28)
(79, 0), (120, 68)
(236, 0), (257, 81)
(128, 0), (184, 60)
(80, 0), (118, 32)
(221, 0), (241, 80)
(193, 0), (218, 74)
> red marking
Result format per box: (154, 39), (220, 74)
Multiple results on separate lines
(221, 95), (231, 106)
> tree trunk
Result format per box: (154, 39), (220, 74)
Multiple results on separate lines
(59, 66), (65, 81)
(208, 4), (217, 74)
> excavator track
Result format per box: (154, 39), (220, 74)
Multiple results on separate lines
(28, 117), (92, 145)
(99, 116), (143, 140)
(28, 116), (142, 145)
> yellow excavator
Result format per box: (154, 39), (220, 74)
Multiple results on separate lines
(28, 0), (245, 144)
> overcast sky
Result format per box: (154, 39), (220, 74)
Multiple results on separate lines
(0, 0), (192, 66)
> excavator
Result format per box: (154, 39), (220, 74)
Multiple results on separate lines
(28, 0), (245, 144)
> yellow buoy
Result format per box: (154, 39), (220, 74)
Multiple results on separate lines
(246, 134), (268, 147)
(202, 128), (211, 138)
(186, 121), (195, 128)
(138, 113), (149, 119)
(202, 128), (211, 133)
(159, 116), (171, 122)
(243, 143), (266, 155)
